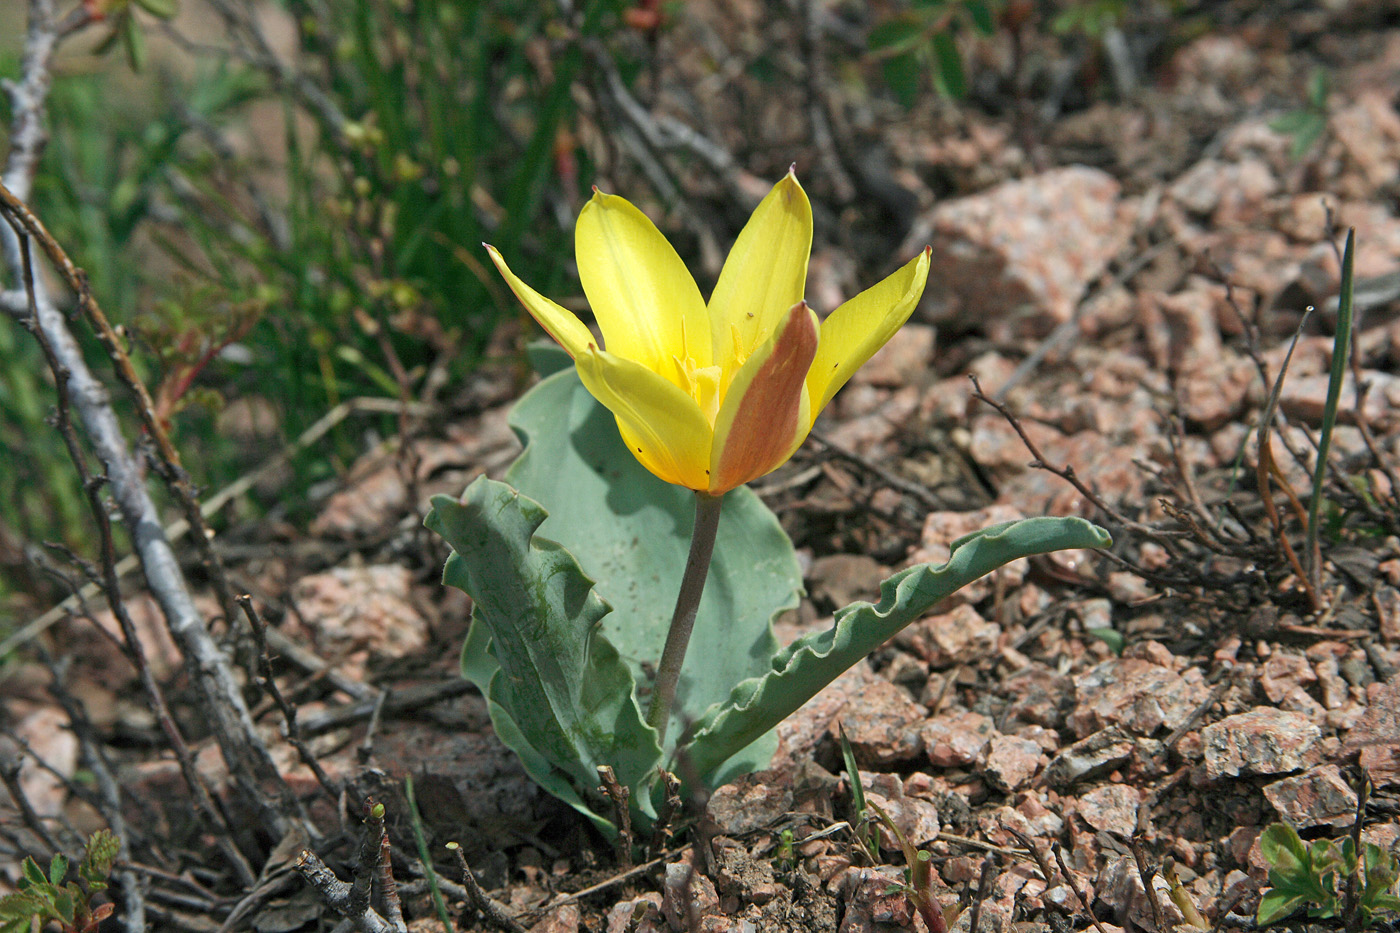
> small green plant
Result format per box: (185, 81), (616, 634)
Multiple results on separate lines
(1305, 229), (1354, 591)
(867, 0), (999, 104)
(91, 0), (181, 70)
(866, 798), (956, 933)
(1257, 822), (1400, 927)
(773, 828), (798, 874)
(0, 830), (120, 933)
(1271, 68), (1330, 160)
(838, 723), (880, 862)
(1049, 0), (1128, 39)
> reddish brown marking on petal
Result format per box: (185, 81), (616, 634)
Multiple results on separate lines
(712, 303), (817, 492)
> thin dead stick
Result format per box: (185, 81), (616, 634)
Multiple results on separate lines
(1, 75), (296, 840)
(0, 752), (62, 856)
(240, 594), (342, 803)
(935, 831), (1024, 859)
(11, 228), (259, 889)
(296, 848), (401, 933)
(1253, 320), (1322, 611)
(298, 679), (472, 737)
(966, 852), (998, 933)
(1051, 841), (1113, 933)
(1, 171), (278, 700)
(970, 373), (1178, 548)
(447, 842), (528, 933)
(0, 395), (430, 661)
(597, 765), (634, 870)
(1130, 837), (1166, 933)
(537, 846), (688, 911)
(809, 429), (944, 510)
(649, 769), (684, 857)
(1008, 828), (1111, 933)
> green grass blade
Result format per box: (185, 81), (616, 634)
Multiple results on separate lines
(1306, 229), (1355, 587)
(404, 774), (453, 932)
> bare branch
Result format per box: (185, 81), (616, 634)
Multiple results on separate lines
(0, 0), (298, 839)
(296, 848), (401, 933)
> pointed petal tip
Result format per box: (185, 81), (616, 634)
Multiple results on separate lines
(773, 168), (808, 203)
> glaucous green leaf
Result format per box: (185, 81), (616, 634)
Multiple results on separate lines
(496, 366), (802, 753)
(426, 478), (663, 833)
(681, 517), (1112, 781)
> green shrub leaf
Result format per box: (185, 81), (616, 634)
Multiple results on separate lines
(869, 16), (925, 54)
(931, 31), (967, 99)
(1257, 887), (1308, 926)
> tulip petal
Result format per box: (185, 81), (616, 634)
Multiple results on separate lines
(707, 171), (812, 374)
(709, 302), (818, 494)
(486, 244), (596, 360)
(576, 191), (711, 372)
(575, 347), (715, 492)
(806, 247), (931, 419)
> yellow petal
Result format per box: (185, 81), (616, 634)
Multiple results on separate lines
(707, 170), (812, 373)
(575, 347), (715, 491)
(576, 190), (711, 372)
(486, 244), (595, 360)
(806, 247), (931, 418)
(709, 302), (818, 494)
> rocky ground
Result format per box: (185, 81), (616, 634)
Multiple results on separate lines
(5, 1), (1400, 931)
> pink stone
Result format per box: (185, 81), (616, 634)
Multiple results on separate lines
(1263, 765), (1359, 829)
(903, 166), (1134, 342)
(921, 711), (998, 768)
(1200, 709), (1320, 780)
(1067, 658), (1213, 738)
(831, 679), (926, 766)
(1077, 783), (1143, 837)
(981, 734), (1046, 792)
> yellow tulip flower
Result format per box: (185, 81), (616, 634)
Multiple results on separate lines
(486, 169), (931, 495)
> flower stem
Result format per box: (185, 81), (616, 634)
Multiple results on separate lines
(646, 491), (725, 741)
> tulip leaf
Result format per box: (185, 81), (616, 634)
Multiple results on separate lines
(680, 517), (1113, 780)
(498, 367), (802, 753)
(425, 477), (663, 834)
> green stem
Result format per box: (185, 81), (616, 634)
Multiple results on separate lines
(646, 491), (725, 740)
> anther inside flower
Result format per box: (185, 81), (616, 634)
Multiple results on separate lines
(486, 169), (932, 495)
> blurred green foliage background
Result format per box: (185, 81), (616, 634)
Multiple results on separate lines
(0, 0), (650, 604)
(1, 0), (1202, 615)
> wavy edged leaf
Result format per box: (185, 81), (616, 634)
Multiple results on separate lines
(426, 477), (662, 833)
(682, 517), (1112, 780)
(498, 362), (802, 755)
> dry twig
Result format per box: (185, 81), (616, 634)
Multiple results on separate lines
(0, 0), (296, 840)
(597, 764), (635, 869)
(448, 841), (528, 933)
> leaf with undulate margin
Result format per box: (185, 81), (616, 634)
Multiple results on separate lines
(425, 478), (663, 834)
(494, 363), (803, 756)
(680, 517), (1113, 781)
